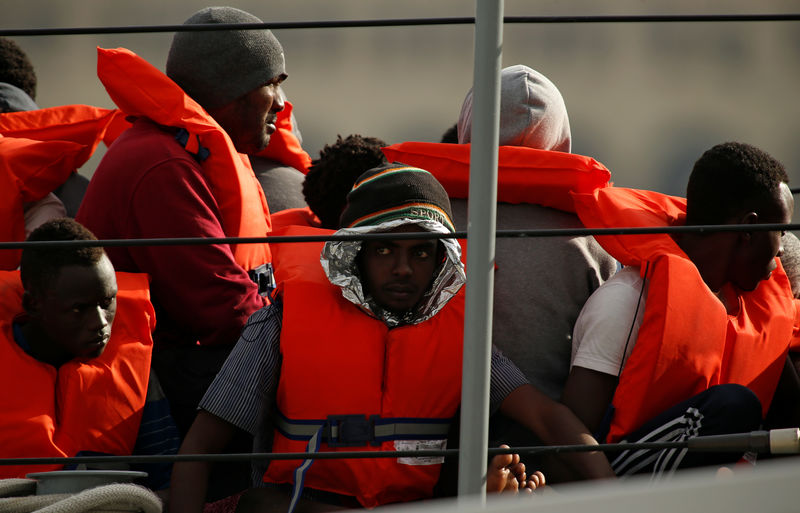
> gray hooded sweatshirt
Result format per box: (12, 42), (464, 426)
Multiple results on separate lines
(454, 65), (617, 401)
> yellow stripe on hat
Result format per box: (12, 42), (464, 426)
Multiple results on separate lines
(351, 165), (430, 191)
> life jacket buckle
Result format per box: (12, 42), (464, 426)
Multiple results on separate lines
(248, 263), (276, 297)
(324, 414), (378, 447)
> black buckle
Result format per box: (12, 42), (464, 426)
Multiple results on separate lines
(248, 264), (276, 296)
(325, 415), (376, 447)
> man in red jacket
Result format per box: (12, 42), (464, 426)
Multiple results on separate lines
(76, 7), (288, 438)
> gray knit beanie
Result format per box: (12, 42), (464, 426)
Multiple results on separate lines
(166, 6), (286, 110)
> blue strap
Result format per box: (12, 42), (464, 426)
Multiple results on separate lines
(287, 426), (322, 513)
(174, 128), (210, 162)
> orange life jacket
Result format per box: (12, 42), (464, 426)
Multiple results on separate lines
(270, 207), (322, 232)
(572, 188), (795, 442)
(265, 228), (464, 507)
(0, 270), (155, 478)
(254, 100), (312, 174)
(97, 46), (279, 271)
(382, 141), (611, 213)
(0, 106), (126, 270)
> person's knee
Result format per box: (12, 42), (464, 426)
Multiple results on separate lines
(704, 384), (762, 431)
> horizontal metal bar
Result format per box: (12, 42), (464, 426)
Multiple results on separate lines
(1, 429), (791, 466)
(0, 442), (684, 467)
(1, 222), (797, 250)
(2, 14), (798, 37)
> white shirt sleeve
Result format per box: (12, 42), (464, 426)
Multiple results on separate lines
(571, 266), (647, 377)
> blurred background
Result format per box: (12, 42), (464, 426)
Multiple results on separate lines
(4, 0), (799, 217)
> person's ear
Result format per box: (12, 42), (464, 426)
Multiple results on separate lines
(22, 290), (40, 317)
(738, 212), (758, 243)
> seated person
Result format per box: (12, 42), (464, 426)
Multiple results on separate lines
(170, 163), (612, 513)
(0, 218), (179, 490)
(563, 142), (800, 477)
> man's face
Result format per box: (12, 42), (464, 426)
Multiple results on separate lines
(359, 225), (442, 314)
(31, 256), (118, 360)
(730, 182), (794, 291)
(212, 77), (286, 155)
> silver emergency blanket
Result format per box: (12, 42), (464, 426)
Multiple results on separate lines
(320, 218), (466, 328)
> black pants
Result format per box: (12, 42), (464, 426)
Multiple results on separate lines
(609, 383), (762, 479)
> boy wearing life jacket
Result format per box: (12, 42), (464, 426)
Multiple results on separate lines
(0, 218), (178, 490)
(169, 163), (612, 513)
(563, 142), (799, 477)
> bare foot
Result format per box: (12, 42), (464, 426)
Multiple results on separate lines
(487, 445), (546, 494)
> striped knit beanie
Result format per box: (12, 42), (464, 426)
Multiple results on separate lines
(339, 163), (455, 232)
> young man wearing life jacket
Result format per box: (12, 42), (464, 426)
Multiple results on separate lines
(169, 163), (612, 513)
(562, 142), (800, 477)
(0, 218), (178, 490)
(75, 7), (298, 436)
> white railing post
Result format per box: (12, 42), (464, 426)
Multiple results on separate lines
(457, 0), (503, 503)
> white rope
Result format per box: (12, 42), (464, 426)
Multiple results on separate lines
(0, 483), (161, 513)
(0, 480), (37, 498)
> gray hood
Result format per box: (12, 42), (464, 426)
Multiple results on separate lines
(320, 218), (465, 328)
(0, 82), (38, 113)
(457, 64), (571, 153)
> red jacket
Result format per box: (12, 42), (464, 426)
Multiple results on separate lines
(97, 47), (273, 271)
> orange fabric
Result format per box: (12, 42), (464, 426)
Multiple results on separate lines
(0, 104), (126, 154)
(0, 271), (154, 478)
(792, 299), (800, 350)
(382, 141), (611, 213)
(255, 101), (312, 174)
(269, 225), (331, 286)
(0, 136), (84, 270)
(269, 207), (322, 232)
(573, 187), (795, 442)
(0, 105), (126, 270)
(96, 46), (272, 271)
(265, 229), (464, 507)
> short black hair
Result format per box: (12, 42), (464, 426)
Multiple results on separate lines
(0, 37), (37, 100)
(20, 218), (106, 296)
(303, 134), (388, 229)
(685, 142), (789, 226)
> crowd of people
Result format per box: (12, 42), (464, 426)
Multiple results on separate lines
(1, 5), (799, 513)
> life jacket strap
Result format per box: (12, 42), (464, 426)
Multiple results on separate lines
(174, 128), (210, 162)
(275, 411), (451, 447)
